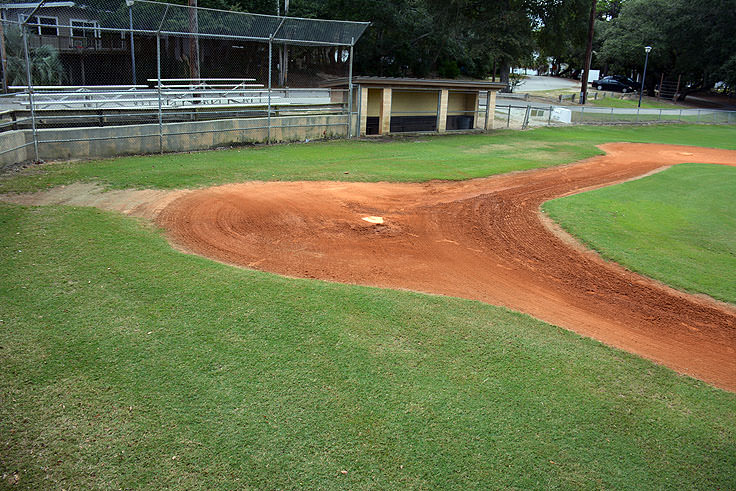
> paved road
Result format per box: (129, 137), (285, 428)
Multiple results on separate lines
(515, 75), (580, 92)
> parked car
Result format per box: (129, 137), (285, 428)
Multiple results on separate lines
(591, 75), (638, 93)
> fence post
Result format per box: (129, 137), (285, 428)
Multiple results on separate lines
(636, 107), (640, 123)
(697, 109), (700, 123)
(506, 105), (511, 128)
(128, 3), (136, 85)
(267, 39), (272, 143)
(580, 105), (585, 123)
(156, 33), (163, 154)
(484, 90), (491, 130)
(522, 105), (531, 129)
(21, 26), (39, 161)
(610, 107), (614, 123)
(679, 109), (682, 122)
(548, 105), (552, 126)
(658, 108), (662, 121)
(347, 38), (354, 138)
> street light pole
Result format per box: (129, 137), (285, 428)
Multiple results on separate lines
(126, 0), (136, 85)
(638, 45), (652, 108)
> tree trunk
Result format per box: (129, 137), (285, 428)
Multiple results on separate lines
(500, 61), (510, 90)
(188, 0), (200, 81)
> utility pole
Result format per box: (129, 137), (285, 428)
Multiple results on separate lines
(580, 0), (597, 105)
(188, 0), (200, 81)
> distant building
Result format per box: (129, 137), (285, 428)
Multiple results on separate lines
(1, 1), (130, 85)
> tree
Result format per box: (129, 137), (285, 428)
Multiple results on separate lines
(535, 0), (592, 77)
(596, 0), (736, 95)
(2, 25), (65, 86)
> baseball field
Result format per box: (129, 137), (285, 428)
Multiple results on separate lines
(1, 124), (735, 488)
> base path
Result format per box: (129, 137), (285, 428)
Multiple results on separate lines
(156, 143), (736, 391)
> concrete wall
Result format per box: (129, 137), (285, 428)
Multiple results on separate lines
(366, 89), (382, 117)
(447, 92), (477, 115)
(0, 130), (30, 166)
(1, 114), (351, 164)
(391, 90), (439, 115)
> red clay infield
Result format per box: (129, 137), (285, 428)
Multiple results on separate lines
(157, 143), (736, 391)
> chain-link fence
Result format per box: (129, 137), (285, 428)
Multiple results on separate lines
(492, 103), (736, 130)
(0, 0), (368, 163)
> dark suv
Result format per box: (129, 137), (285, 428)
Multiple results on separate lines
(591, 75), (638, 93)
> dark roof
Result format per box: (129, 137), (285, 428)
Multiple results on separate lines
(321, 76), (506, 90)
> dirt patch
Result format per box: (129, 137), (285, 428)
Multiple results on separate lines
(4, 143), (736, 391)
(156, 143), (736, 391)
(1, 182), (190, 220)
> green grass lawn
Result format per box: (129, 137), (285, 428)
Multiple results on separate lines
(2, 125), (736, 488)
(590, 97), (682, 109)
(1, 203), (735, 489)
(1, 124), (735, 193)
(543, 164), (736, 304)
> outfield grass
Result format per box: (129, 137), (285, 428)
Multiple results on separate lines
(1, 203), (735, 489)
(543, 164), (736, 304)
(1, 124), (735, 193)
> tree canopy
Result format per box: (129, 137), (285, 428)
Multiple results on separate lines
(181, 0), (736, 91)
(595, 0), (736, 94)
(6, 0), (734, 91)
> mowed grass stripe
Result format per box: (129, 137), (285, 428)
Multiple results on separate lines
(543, 163), (736, 304)
(1, 204), (735, 489)
(1, 124), (735, 193)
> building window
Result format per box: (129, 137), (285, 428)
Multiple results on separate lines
(70, 19), (100, 38)
(18, 15), (59, 36)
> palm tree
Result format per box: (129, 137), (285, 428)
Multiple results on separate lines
(3, 25), (65, 86)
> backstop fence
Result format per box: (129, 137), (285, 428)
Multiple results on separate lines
(0, 0), (369, 163)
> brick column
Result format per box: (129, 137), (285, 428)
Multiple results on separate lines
(380, 88), (392, 135)
(437, 89), (449, 133)
(487, 90), (497, 130)
(359, 86), (369, 136)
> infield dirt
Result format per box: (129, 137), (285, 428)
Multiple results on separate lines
(5, 143), (736, 390)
